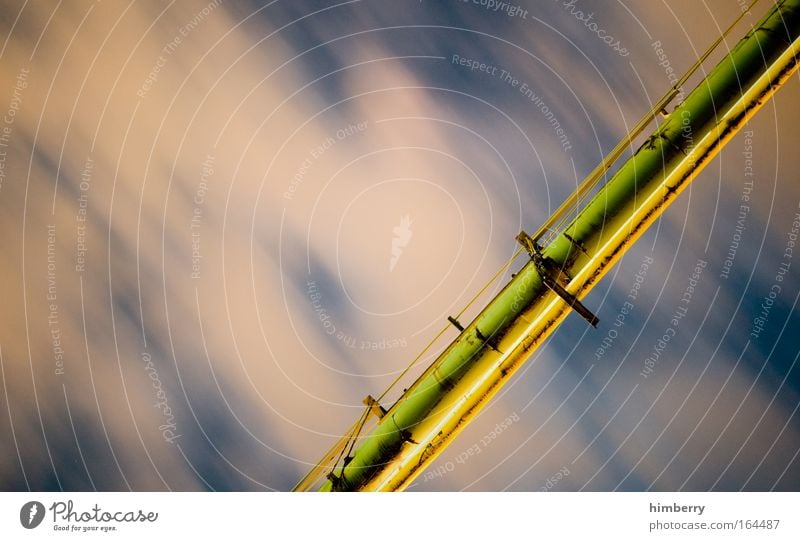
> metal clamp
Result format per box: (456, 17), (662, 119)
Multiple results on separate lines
(516, 231), (599, 328)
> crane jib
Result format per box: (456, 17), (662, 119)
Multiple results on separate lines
(304, 0), (800, 492)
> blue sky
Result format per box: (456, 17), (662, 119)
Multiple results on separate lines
(0, 0), (798, 491)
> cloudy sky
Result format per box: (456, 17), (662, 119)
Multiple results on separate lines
(0, 0), (798, 492)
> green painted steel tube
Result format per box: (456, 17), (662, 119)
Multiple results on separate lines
(318, 0), (800, 491)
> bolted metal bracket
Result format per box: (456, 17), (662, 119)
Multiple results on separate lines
(516, 230), (600, 328)
(363, 395), (387, 419)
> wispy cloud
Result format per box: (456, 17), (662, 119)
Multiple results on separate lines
(1, 0), (797, 491)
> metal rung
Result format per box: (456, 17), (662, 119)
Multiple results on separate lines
(447, 316), (465, 332)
